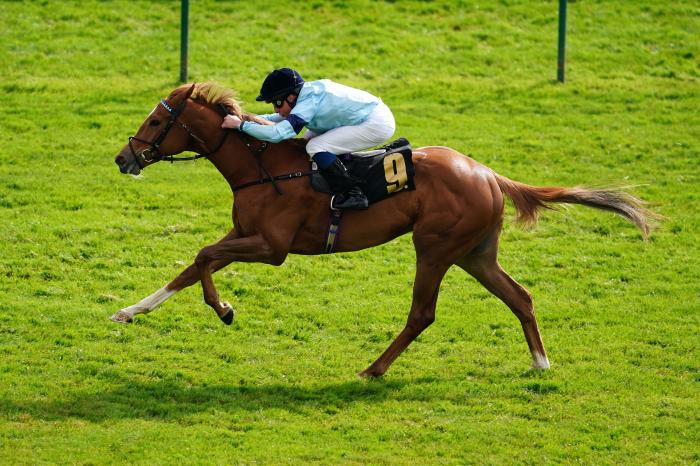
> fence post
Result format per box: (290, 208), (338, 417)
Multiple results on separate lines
(180, 0), (189, 83)
(557, 0), (567, 82)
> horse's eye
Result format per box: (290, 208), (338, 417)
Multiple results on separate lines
(149, 119), (160, 127)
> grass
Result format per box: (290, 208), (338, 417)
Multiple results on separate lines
(0, 0), (698, 464)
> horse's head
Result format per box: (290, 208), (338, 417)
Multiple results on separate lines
(116, 82), (274, 175)
(115, 83), (201, 175)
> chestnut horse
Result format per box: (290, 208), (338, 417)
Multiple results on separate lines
(112, 82), (654, 377)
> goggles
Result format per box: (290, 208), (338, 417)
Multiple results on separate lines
(270, 98), (286, 108)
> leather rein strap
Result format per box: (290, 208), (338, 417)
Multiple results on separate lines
(231, 170), (313, 193)
(231, 133), (313, 196)
(157, 100), (311, 195)
(159, 100), (334, 251)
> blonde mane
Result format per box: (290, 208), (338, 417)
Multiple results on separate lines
(185, 82), (272, 125)
(191, 82), (242, 115)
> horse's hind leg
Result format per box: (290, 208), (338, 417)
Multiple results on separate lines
(359, 259), (451, 378)
(456, 250), (550, 370)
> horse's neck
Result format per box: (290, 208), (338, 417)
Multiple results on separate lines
(207, 133), (309, 190)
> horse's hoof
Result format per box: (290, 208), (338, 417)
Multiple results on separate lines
(358, 368), (382, 379)
(110, 310), (133, 324)
(219, 302), (235, 326)
(531, 353), (551, 370)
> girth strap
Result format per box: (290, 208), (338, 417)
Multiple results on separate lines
(325, 210), (343, 254)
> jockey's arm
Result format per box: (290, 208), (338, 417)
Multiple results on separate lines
(256, 113), (284, 123)
(239, 94), (317, 143)
(240, 114), (307, 143)
(241, 112), (276, 126)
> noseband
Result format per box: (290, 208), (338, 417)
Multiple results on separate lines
(128, 98), (229, 167)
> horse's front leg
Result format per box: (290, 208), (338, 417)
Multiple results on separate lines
(110, 229), (241, 324)
(110, 286), (178, 323)
(195, 233), (286, 325)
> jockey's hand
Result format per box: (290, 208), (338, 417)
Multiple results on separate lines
(221, 114), (242, 129)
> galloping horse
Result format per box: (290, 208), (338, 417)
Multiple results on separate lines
(112, 82), (655, 377)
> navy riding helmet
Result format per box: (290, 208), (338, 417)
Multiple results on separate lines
(256, 68), (305, 102)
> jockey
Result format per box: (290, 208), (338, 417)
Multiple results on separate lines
(221, 68), (396, 210)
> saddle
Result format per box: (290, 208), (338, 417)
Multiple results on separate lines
(312, 138), (416, 253)
(311, 137), (416, 204)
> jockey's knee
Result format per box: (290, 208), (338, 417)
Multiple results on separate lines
(311, 151), (337, 169)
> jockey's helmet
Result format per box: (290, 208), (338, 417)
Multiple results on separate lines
(256, 68), (305, 102)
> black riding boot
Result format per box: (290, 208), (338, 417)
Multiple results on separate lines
(321, 159), (369, 210)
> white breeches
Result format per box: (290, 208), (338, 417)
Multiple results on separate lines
(304, 102), (396, 156)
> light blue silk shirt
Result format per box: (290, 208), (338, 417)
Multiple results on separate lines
(240, 79), (380, 143)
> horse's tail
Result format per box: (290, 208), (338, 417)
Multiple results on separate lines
(493, 174), (659, 239)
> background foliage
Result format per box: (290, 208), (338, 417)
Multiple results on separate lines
(0, 0), (698, 464)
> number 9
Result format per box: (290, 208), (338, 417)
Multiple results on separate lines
(384, 153), (408, 193)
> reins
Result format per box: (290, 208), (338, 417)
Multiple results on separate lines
(231, 169), (313, 193)
(215, 104), (312, 196)
(130, 97), (312, 196)
(161, 130), (230, 162)
(232, 134), (313, 195)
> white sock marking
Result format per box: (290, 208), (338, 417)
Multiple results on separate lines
(532, 352), (551, 369)
(120, 286), (176, 318)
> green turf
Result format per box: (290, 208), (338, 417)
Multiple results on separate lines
(0, 0), (698, 464)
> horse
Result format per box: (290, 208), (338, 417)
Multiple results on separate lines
(112, 82), (656, 377)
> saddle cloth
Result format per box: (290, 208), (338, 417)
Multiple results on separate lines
(311, 137), (416, 204)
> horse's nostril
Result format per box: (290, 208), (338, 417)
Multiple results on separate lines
(115, 155), (125, 166)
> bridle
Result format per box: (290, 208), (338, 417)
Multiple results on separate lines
(128, 97), (229, 168)
(127, 95), (312, 195)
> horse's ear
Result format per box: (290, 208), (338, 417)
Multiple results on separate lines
(185, 83), (196, 99)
